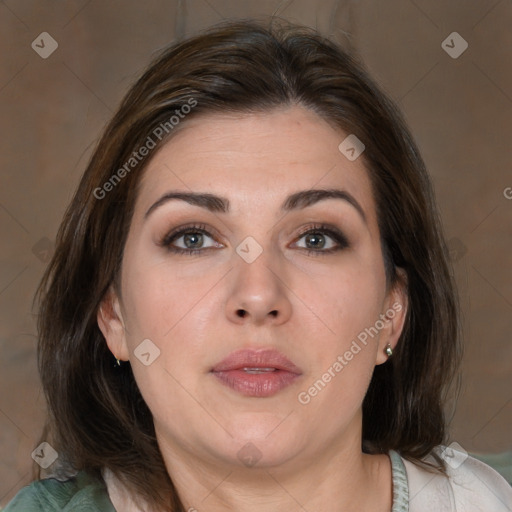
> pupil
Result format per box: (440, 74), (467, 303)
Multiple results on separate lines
(306, 233), (324, 248)
(184, 233), (202, 248)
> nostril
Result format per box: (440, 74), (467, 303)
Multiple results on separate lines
(235, 309), (278, 318)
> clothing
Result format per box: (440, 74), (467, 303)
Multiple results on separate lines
(401, 448), (512, 511)
(2, 470), (115, 511)
(471, 451), (512, 486)
(4, 448), (512, 511)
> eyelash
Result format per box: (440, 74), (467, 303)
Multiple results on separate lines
(159, 223), (349, 256)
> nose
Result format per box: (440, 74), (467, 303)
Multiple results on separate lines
(225, 247), (292, 326)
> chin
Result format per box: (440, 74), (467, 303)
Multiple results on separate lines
(215, 438), (301, 470)
(213, 412), (304, 468)
(222, 406), (293, 436)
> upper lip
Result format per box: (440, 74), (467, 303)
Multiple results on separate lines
(211, 348), (302, 374)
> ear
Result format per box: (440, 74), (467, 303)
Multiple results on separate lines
(97, 285), (130, 362)
(375, 269), (408, 365)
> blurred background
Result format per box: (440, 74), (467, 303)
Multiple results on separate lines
(1, 0), (511, 505)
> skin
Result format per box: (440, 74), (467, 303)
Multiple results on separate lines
(98, 105), (408, 511)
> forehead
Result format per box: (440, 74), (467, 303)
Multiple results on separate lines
(136, 106), (376, 219)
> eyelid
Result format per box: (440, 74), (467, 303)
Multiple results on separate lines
(159, 222), (349, 255)
(291, 223), (349, 252)
(159, 223), (223, 250)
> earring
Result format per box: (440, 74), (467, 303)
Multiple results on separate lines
(115, 358), (122, 367)
(384, 344), (393, 358)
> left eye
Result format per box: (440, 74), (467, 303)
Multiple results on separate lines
(293, 227), (348, 253)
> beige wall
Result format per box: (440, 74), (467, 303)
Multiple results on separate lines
(1, 0), (511, 505)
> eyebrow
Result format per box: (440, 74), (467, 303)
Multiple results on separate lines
(144, 188), (367, 223)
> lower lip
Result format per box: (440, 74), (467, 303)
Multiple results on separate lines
(212, 369), (300, 397)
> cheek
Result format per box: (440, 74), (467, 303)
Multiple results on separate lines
(120, 256), (216, 341)
(292, 255), (386, 406)
(295, 253), (386, 345)
(119, 266), (208, 430)
(119, 259), (221, 398)
(296, 270), (382, 421)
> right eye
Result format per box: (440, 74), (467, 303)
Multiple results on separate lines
(160, 224), (223, 255)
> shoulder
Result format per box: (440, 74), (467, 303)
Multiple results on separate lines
(401, 446), (512, 512)
(3, 471), (116, 512)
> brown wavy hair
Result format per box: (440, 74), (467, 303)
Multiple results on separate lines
(35, 18), (462, 511)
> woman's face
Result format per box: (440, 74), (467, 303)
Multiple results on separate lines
(99, 105), (406, 472)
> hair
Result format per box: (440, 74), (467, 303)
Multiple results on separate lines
(35, 18), (462, 511)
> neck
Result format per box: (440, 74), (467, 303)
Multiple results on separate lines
(158, 433), (392, 512)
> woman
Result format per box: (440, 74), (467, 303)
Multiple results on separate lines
(5, 19), (511, 512)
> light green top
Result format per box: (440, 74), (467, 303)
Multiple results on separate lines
(390, 449), (409, 511)
(2, 471), (116, 512)
(3, 451), (409, 511)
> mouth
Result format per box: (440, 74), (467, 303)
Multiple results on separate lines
(240, 367), (279, 374)
(211, 348), (302, 398)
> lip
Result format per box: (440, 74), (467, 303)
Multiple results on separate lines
(211, 348), (302, 398)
